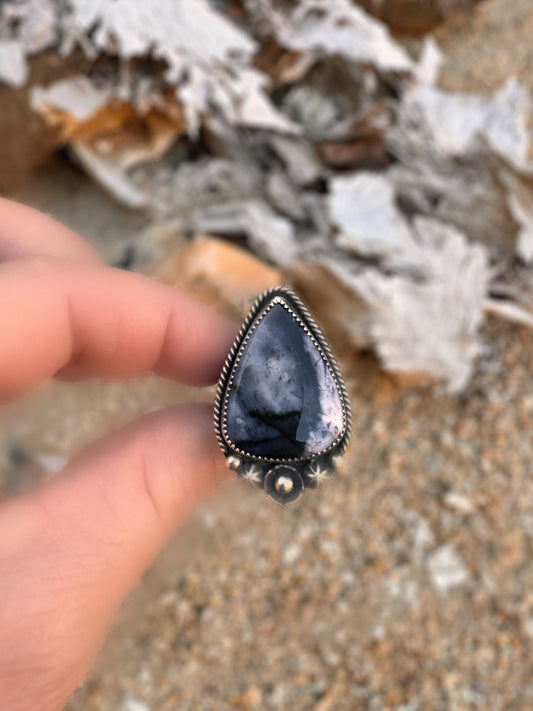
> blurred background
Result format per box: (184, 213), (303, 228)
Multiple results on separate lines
(3, 0), (533, 709)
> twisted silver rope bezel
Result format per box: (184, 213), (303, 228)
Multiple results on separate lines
(213, 286), (352, 465)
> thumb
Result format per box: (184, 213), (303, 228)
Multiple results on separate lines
(0, 403), (230, 711)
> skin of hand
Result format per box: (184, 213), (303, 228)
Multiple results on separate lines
(0, 198), (237, 711)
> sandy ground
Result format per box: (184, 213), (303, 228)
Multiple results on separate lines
(63, 317), (533, 711)
(3, 0), (533, 708)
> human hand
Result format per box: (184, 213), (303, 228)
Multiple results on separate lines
(0, 198), (236, 711)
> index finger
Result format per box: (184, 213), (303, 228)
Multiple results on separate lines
(0, 256), (237, 398)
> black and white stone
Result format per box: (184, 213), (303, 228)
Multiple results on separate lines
(214, 287), (351, 504)
(225, 302), (343, 459)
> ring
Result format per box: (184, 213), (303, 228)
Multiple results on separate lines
(214, 287), (351, 505)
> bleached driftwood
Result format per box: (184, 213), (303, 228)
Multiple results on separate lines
(248, 0), (414, 73)
(2, 0), (533, 390)
(0, 0), (55, 86)
(291, 216), (491, 391)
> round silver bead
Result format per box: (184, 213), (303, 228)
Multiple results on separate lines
(226, 455), (241, 471)
(275, 475), (294, 494)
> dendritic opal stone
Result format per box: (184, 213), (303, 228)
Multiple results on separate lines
(223, 299), (344, 459)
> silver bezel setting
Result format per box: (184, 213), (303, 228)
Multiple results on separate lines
(214, 286), (351, 504)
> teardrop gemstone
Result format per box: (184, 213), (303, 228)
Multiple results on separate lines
(222, 295), (345, 460)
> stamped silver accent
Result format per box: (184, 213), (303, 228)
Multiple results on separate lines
(307, 463), (330, 486)
(242, 464), (263, 486)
